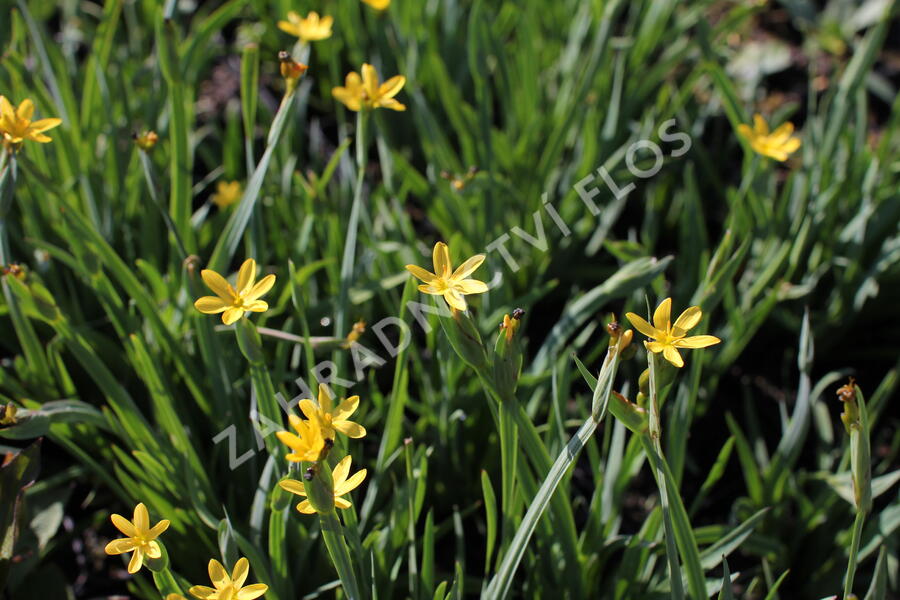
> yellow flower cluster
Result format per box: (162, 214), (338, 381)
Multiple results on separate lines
(105, 504), (268, 599)
(277, 383), (368, 515)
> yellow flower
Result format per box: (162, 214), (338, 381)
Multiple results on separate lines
(279, 455), (367, 514)
(211, 181), (242, 209)
(737, 114), (801, 161)
(276, 412), (326, 462)
(332, 63), (406, 112)
(300, 383), (366, 440)
(188, 557), (268, 600)
(625, 298), (720, 368)
(405, 241), (488, 311)
(134, 130), (159, 151)
(361, 0), (390, 9)
(0, 96), (62, 149)
(103, 502), (170, 574)
(278, 11), (333, 42)
(194, 258), (276, 325)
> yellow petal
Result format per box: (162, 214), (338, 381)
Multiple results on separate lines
(333, 420), (366, 439)
(231, 557), (249, 588)
(625, 313), (658, 339)
(222, 307), (244, 325)
(736, 123), (753, 142)
(378, 75), (405, 99)
(645, 341), (666, 354)
(672, 305), (701, 333)
(188, 585), (218, 599)
(317, 383), (333, 413)
(28, 118), (62, 134)
(105, 537), (136, 555)
(332, 455), (352, 487)
(133, 503), (149, 532)
(127, 547), (144, 573)
(243, 300), (268, 312)
(443, 289), (467, 311)
(299, 399), (319, 422)
(417, 284), (443, 295)
(662, 345), (684, 368)
(432, 242), (451, 278)
(17, 98), (34, 121)
(296, 500), (315, 514)
(279, 479), (307, 496)
(149, 519), (170, 538)
(332, 87), (362, 111)
(111, 513), (136, 537)
(770, 121), (794, 143)
(27, 133), (53, 143)
(208, 558), (230, 588)
(201, 269), (234, 302)
(145, 540), (162, 559)
(194, 296), (228, 314)
(277, 21), (299, 35)
(244, 273), (276, 302)
(405, 264), (438, 284)
(780, 137), (801, 154)
(276, 431), (304, 451)
(377, 98), (406, 111)
(361, 63), (379, 100)
(236, 584), (269, 600)
(752, 113), (768, 136)
(236, 259), (256, 295)
(335, 497), (353, 509)
(653, 298), (671, 331)
(673, 334), (721, 349)
(450, 254), (485, 281)
(333, 396), (359, 421)
(335, 468), (367, 496)
(454, 279), (488, 294)
(0, 96), (13, 119)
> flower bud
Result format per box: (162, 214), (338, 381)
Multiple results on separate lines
(837, 378), (871, 513)
(133, 130), (159, 151)
(439, 303), (488, 369)
(279, 51), (308, 94)
(304, 460), (337, 515)
(493, 309), (524, 394)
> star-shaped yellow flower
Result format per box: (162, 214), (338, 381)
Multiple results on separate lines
(277, 11), (333, 42)
(332, 63), (406, 112)
(361, 0), (390, 10)
(104, 502), (170, 573)
(737, 114), (801, 161)
(211, 181), (242, 209)
(300, 383), (366, 440)
(0, 96), (62, 149)
(279, 454), (367, 514)
(405, 241), (488, 311)
(276, 412), (326, 463)
(194, 258), (276, 325)
(625, 298), (720, 368)
(188, 557), (268, 600)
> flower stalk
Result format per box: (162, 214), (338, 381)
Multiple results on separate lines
(838, 379), (872, 600)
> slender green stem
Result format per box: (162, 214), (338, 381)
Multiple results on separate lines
(843, 510), (865, 599)
(645, 352), (685, 600)
(319, 510), (364, 600)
